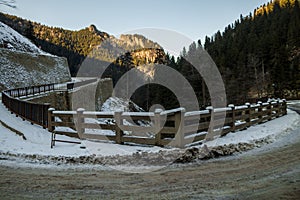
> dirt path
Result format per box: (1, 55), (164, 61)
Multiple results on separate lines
(0, 132), (299, 200)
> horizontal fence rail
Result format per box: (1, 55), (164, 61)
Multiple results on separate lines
(1, 83), (60, 128)
(1, 79), (100, 129)
(48, 100), (287, 148)
(67, 78), (98, 90)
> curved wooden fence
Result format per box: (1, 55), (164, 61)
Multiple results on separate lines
(1, 84), (60, 128)
(0, 81), (288, 148)
(1, 79), (99, 129)
(48, 100), (287, 148)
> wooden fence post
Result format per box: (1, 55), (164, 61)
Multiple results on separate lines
(206, 107), (214, 141)
(274, 100), (280, 118)
(245, 103), (251, 127)
(229, 104), (236, 132)
(174, 108), (186, 148)
(267, 102), (272, 121)
(154, 109), (163, 146)
(76, 108), (85, 138)
(43, 103), (50, 129)
(115, 110), (124, 144)
(47, 108), (55, 132)
(282, 99), (287, 115)
(258, 101), (263, 123)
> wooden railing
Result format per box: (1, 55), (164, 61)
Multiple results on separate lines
(66, 78), (97, 90)
(1, 79), (100, 130)
(1, 83), (62, 128)
(48, 100), (287, 148)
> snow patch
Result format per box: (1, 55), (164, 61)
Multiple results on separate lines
(0, 22), (50, 55)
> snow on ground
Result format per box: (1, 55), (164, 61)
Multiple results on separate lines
(203, 108), (300, 147)
(0, 22), (49, 55)
(101, 96), (144, 112)
(0, 22), (71, 90)
(0, 98), (299, 160)
(0, 99), (164, 157)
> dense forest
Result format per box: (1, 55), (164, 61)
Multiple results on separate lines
(203, 0), (300, 103)
(133, 0), (300, 110)
(0, 0), (299, 110)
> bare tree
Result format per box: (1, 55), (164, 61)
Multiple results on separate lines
(0, 0), (16, 8)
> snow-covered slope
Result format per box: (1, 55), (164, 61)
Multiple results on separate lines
(101, 97), (144, 112)
(0, 22), (71, 90)
(0, 22), (45, 54)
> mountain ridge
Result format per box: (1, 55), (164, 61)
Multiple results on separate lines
(0, 12), (164, 76)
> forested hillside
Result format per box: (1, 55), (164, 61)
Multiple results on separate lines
(133, 0), (300, 110)
(203, 0), (300, 102)
(0, 13), (163, 76)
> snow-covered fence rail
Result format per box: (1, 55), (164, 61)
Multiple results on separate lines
(184, 100), (287, 143)
(66, 78), (97, 90)
(1, 83), (63, 128)
(48, 108), (186, 148)
(48, 100), (287, 148)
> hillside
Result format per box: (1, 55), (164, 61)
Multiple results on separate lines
(0, 22), (71, 90)
(0, 21), (45, 54)
(0, 13), (164, 76)
(132, 0), (300, 109)
(200, 0), (300, 103)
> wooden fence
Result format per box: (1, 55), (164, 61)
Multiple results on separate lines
(48, 100), (287, 148)
(1, 83), (61, 128)
(66, 78), (97, 90)
(1, 79), (100, 130)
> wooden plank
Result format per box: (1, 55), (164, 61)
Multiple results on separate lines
(121, 116), (151, 121)
(122, 112), (153, 120)
(122, 136), (156, 145)
(235, 114), (246, 121)
(85, 113), (114, 119)
(184, 121), (210, 133)
(193, 134), (206, 142)
(52, 113), (75, 118)
(211, 118), (231, 127)
(83, 123), (115, 130)
(161, 127), (176, 134)
(221, 127), (232, 136)
(54, 131), (80, 138)
(53, 139), (81, 144)
(251, 112), (260, 118)
(81, 133), (116, 141)
(184, 113), (210, 121)
(119, 125), (154, 132)
(52, 121), (74, 127)
(161, 132), (175, 139)
(235, 123), (247, 131)
(250, 118), (259, 126)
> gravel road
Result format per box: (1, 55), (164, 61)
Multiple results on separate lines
(0, 103), (299, 199)
(0, 128), (299, 199)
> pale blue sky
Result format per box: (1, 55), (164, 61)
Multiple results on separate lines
(1, 0), (270, 55)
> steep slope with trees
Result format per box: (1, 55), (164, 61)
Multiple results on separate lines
(204, 0), (300, 102)
(0, 13), (163, 76)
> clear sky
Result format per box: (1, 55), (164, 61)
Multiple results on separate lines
(1, 0), (270, 55)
